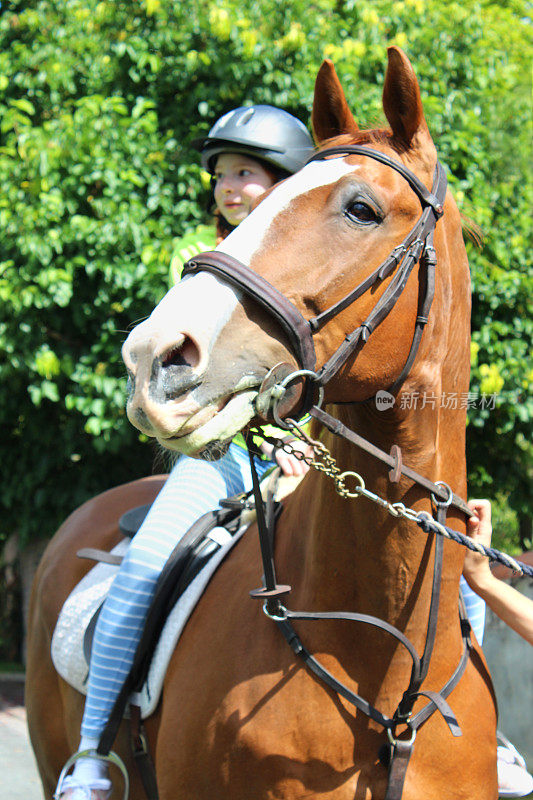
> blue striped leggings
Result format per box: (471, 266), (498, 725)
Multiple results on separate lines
(81, 443), (272, 739)
(460, 575), (486, 644)
(80, 444), (487, 738)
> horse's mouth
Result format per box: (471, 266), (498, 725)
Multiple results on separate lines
(155, 387), (260, 455)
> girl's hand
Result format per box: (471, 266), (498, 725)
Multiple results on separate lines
(462, 499), (493, 591)
(259, 439), (312, 477)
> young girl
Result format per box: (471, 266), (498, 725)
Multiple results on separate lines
(57, 105), (315, 799)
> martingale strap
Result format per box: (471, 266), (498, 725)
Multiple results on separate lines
(245, 447), (472, 800)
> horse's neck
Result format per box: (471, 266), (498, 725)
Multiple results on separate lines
(280, 397), (467, 633)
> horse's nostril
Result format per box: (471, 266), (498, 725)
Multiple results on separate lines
(162, 347), (188, 368)
(162, 337), (200, 370)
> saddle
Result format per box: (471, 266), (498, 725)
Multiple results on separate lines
(79, 500), (246, 668)
(51, 470), (294, 719)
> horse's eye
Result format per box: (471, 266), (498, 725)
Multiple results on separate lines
(344, 201), (381, 225)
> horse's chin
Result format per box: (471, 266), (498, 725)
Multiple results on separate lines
(155, 389), (258, 456)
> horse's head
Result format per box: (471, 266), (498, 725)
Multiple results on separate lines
(122, 48), (470, 455)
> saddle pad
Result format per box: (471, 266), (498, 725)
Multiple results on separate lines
(51, 522), (249, 719)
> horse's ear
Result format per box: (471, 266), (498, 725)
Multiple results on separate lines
(312, 59), (359, 144)
(383, 47), (433, 153)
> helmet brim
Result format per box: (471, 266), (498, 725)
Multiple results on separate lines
(193, 134), (286, 155)
(200, 139), (295, 174)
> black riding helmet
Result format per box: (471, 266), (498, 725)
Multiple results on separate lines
(197, 105), (315, 176)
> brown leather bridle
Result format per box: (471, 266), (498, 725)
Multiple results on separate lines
(182, 147), (476, 800)
(182, 145), (447, 403)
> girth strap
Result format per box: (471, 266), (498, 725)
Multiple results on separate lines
(130, 704), (159, 800)
(384, 740), (415, 800)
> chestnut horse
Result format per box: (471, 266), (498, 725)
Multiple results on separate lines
(27, 49), (497, 799)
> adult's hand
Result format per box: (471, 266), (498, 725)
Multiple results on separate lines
(463, 499), (533, 645)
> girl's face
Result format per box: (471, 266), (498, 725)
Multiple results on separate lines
(213, 153), (277, 227)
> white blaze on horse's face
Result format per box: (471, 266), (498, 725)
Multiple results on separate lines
(217, 159), (358, 263)
(122, 158), (357, 454)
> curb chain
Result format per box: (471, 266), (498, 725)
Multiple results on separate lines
(250, 421), (417, 519)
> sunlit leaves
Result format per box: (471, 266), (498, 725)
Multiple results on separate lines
(0, 0), (530, 551)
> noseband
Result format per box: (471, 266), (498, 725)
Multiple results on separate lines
(182, 145), (447, 407)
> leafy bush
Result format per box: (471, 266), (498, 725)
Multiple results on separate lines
(0, 0), (530, 550)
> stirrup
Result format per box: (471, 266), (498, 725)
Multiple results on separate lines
(54, 749), (129, 800)
(496, 732), (533, 798)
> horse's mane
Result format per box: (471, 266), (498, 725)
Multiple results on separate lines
(460, 214), (484, 248)
(317, 129), (392, 152)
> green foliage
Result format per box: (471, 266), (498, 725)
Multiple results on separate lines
(0, 0), (530, 548)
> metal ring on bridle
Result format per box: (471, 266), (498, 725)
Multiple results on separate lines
(272, 369), (324, 428)
(431, 480), (453, 508)
(263, 601), (288, 622)
(337, 470), (365, 498)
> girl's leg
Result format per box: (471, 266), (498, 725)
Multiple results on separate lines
(82, 448), (253, 738)
(62, 446), (263, 795)
(460, 575), (487, 645)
